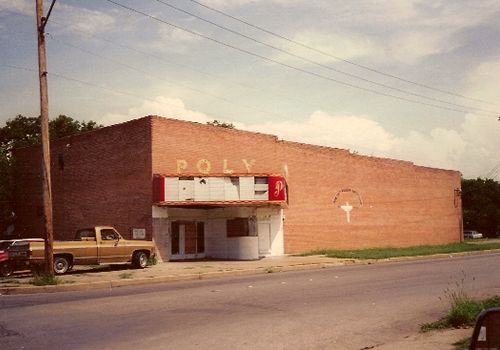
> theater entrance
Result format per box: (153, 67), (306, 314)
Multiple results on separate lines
(171, 221), (205, 260)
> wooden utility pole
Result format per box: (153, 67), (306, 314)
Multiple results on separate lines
(36, 0), (55, 276)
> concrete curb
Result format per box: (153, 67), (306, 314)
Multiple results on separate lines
(1, 249), (499, 295)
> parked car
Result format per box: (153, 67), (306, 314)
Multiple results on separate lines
(0, 238), (44, 277)
(463, 230), (483, 239)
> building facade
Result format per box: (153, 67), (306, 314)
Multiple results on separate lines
(14, 116), (463, 261)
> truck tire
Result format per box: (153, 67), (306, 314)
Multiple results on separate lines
(132, 251), (148, 269)
(0, 262), (13, 277)
(53, 256), (70, 274)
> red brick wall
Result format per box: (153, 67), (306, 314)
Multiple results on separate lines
(276, 141), (461, 252)
(14, 118), (153, 240)
(150, 116), (462, 253)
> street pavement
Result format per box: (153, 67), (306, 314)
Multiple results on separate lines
(1, 252), (500, 350)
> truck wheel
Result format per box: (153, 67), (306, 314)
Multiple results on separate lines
(133, 251), (148, 269)
(0, 262), (13, 277)
(53, 256), (70, 274)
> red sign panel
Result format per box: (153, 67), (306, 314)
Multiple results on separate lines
(268, 176), (287, 201)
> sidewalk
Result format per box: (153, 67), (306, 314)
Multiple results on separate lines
(0, 255), (347, 295)
(1, 249), (499, 295)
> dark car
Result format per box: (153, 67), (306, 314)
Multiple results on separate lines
(0, 239), (44, 277)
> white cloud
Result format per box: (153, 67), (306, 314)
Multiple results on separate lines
(269, 30), (384, 65)
(102, 96), (499, 178)
(464, 59), (500, 103)
(240, 111), (397, 154)
(99, 96), (212, 125)
(387, 29), (460, 64)
(101, 96), (500, 178)
(0, 0), (32, 16)
(0, 1), (116, 35)
(55, 3), (116, 35)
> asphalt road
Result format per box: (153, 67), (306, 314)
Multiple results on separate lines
(1, 253), (500, 350)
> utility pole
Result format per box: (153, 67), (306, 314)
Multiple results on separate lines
(36, 0), (57, 276)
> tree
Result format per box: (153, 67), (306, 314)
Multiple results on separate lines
(206, 119), (235, 128)
(461, 178), (500, 237)
(0, 115), (102, 235)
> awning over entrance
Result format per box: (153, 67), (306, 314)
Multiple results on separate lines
(153, 174), (287, 207)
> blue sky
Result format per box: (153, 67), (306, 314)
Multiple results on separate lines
(1, 0), (499, 179)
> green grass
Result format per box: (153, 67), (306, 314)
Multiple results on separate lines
(147, 255), (158, 266)
(421, 295), (500, 331)
(299, 242), (500, 260)
(453, 337), (470, 350)
(118, 272), (134, 279)
(30, 272), (62, 286)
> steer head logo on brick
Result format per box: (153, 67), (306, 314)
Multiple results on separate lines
(333, 188), (363, 223)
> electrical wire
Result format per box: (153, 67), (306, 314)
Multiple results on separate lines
(103, 0), (499, 119)
(152, 0), (500, 116)
(187, 0), (496, 107)
(0, 64), (216, 121)
(46, 19), (323, 111)
(47, 35), (293, 121)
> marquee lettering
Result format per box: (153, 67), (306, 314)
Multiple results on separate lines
(175, 159), (257, 174)
(196, 159), (211, 174)
(223, 159), (233, 174)
(176, 159), (187, 173)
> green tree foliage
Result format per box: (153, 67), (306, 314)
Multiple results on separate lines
(462, 178), (500, 237)
(0, 115), (101, 233)
(206, 119), (235, 128)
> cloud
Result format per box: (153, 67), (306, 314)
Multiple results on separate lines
(0, 0), (32, 16)
(239, 111), (397, 154)
(464, 58), (500, 103)
(0, 1), (116, 35)
(54, 3), (116, 35)
(99, 96), (212, 125)
(382, 1), (500, 63)
(269, 30), (384, 65)
(103, 96), (499, 178)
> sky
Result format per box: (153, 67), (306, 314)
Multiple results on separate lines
(0, 0), (499, 179)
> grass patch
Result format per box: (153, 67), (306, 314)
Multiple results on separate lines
(421, 295), (500, 331)
(30, 273), (62, 286)
(147, 255), (158, 266)
(299, 242), (500, 260)
(0, 279), (21, 285)
(453, 337), (470, 350)
(118, 272), (134, 279)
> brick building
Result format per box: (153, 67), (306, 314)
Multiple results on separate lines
(14, 116), (463, 261)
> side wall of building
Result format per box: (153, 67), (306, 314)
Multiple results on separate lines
(276, 141), (462, 253)
(14, 118), (153, 240)
(150, 116), (462, 254)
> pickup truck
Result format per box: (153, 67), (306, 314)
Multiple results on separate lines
(12, 226), (156, 274)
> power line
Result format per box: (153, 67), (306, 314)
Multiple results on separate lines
(46, 19), (321, 111)
(1, 64), (219, 121)
(47, 35), (292, 121)
(153, 0), (500, 116)
(187, 0), (496, 107)
(103, 0), (499, 119)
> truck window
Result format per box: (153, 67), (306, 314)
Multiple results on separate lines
(75, 229), (96, 240)
(101, 229), (119, 241)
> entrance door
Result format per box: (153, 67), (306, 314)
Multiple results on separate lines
(171, 221), (205, 260)
(258, 222), (271, 256)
